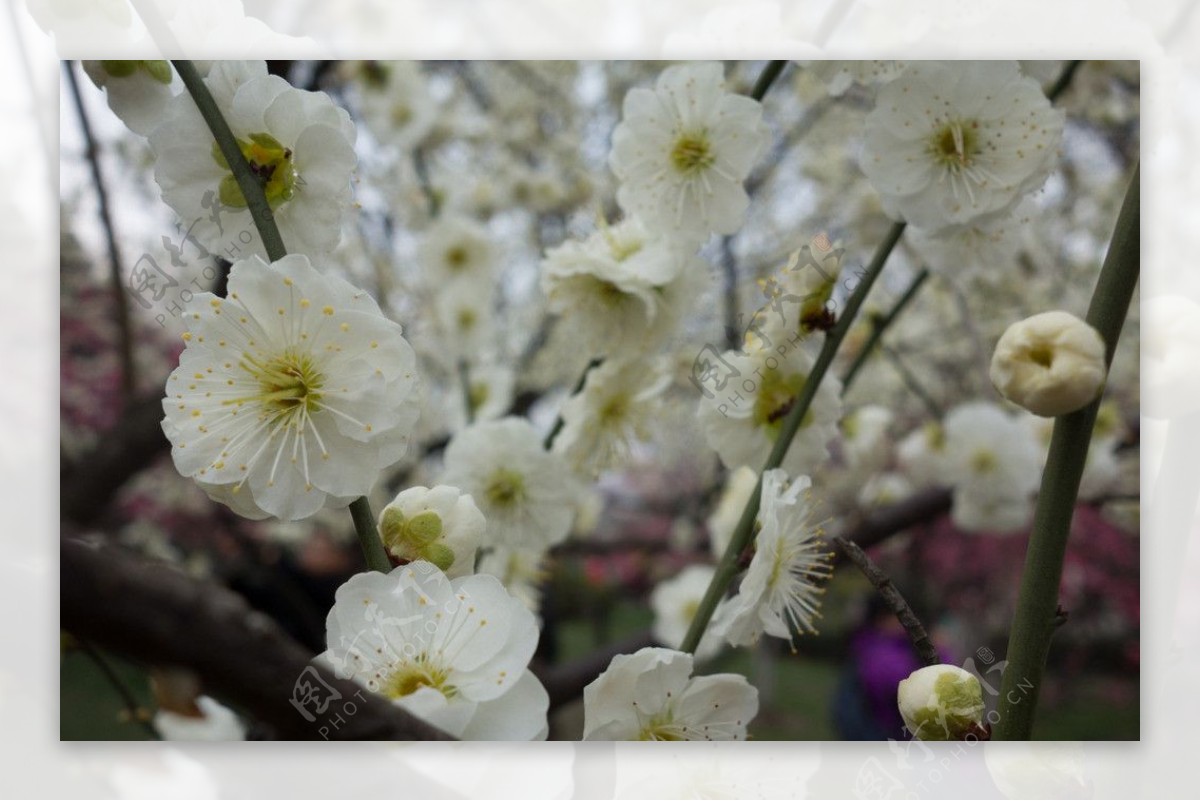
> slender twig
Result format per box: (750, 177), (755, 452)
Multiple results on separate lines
(841, 267), (930, 394)
(74, 636), (161, 739)
(350, 496), (392, 574)
(412, 146), (440, 217)
(458, 360), (475, 425)
(750, 60), (788, 101)
(64, 62), (136, 403)
(172, 60), (287, 262)
(1045, 60), (1083, 102)
(681, 221), (907, 654)
(994, 164), (1139, 741)
(720, 237), (742, 351)
(881, 343), (943, 419)
(833, 537), (938, 667)
(543, 357), (603, 451)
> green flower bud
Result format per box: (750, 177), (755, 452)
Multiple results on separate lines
(897, 664), (985, 741)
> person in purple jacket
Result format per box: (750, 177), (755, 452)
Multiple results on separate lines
(833, 594), (953, 740)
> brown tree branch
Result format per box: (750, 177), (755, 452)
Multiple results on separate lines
(61, 537), (454, 740)
(833, 535), (939, 667)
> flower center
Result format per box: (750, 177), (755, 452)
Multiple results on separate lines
(468, 381), (490, 413)
(101, 60), (172, 84)
(753, 370), (815, 439)
(383, 654), (456, 700)
(445, 246), (470, 272)
(970, 448), (997, 473)
(485, 468), (527, 507)
(211, 132), (299, 210)
(670, 132), (716, 175)
(1027, 343), (1055, 368)
(231, 349), (325, 423)
(637, 711), (686, 741)
(598, 394), (629, 427)
(928, 120), (981, 170)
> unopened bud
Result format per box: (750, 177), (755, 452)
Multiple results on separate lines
(990, 311), (1106, 417)
(897, 664), (985, 741)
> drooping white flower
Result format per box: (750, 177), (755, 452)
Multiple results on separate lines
(749, 239), (843, 345)
(540, 217), (706, 356)
(861, 61), (1064, 233)
(350, 61), (438, 152)
(150, 61), (357, 259)
(153, 696), (247, 741)
(696, 342), (843, 476)
(161, 253), (422, 521)
(441, 418), (579, 550)
(841, 404), (895, 474)
(476, 545), (547, 618)
(610, 62), (769, 241)
(897, 664), (985, 741)
(858, 472), (915, 508)
(896, 421), (948, 488)
(990, 310), (1107, 417)
(710, 470), (832, 647)
(940, 401), (1043, 534)
(419, 215), (496, 286)
(82, 60), (179, 137)
(650, 565), (723, 662)
(321, 562), (549, 740)
(582, 647), (758, 741)
(552, 357), (671, 477)
(431, 278), (495, 367)
(446, 363), (516, 432)
(378, 485), (485, 578)
(706, 465), (758, 559)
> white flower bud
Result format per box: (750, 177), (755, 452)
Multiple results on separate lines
(990, 311), (1107, 417)
(897, 664), (985, 740)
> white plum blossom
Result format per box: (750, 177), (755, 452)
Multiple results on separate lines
(696, 342), (843, 477)
(711, 470), (832, 647)
(321, 562), (549, 740)
(447, 363), (516, 432)
(161, 253), (422, 521)
(378, 485), (485, 578)
(552, 357), (672, 477)
(840, 404), (894, 475)
(582, 647), (758, 741)
(610, 62), (769, 241)
(861, 61), (1064, 233)
(650, 564), (723, 662)
(82, 60), (180, 137)
(989, 310), (1107, 417)
(431, 278), (495, 367)
(419, 215), (496, 286)
(540, 217), (706, 356)
(441, 418), (579, 550)
(350, 60), (438, 151)
(476, 545), (547, 618)
(897, 422), (948, 488)
(150, 61), (358, 259)
(940, 401), (1043, 534)
(858, 472), (914, 508)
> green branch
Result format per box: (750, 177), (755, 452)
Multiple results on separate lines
(994, 164), (1139, 740)
(350, 496), (392, 573)
(172, 59), (287, 262)
(750, 60), (788, 102)
(681, 221), (907, 654)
